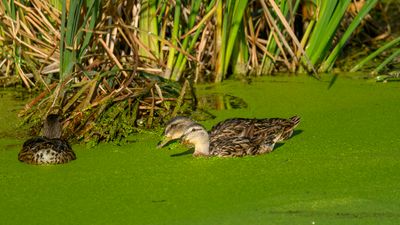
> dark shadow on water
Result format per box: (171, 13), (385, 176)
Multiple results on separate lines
(327, 74), (338, 90)
(274, 142), (285, 150)
(151, 200), (167, 203)
(274, 130), (303, 150)
(2, 144), (20, 150)
(197, 94), (248, 111)
(170, 149), (194, 157)
(292, 129), (303, 138)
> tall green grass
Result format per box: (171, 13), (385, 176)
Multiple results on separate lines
(169, 0), (210, 81)
(351, 36), (400, 74)
(301, 0), (351, 72)
(139, 0), (159, 61)
(214, 0), (248, 82)
(319, 0), (378, 72)
(60, 0), (100, 79)
(165, 0), (182, 79)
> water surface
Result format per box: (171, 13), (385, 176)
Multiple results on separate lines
(1, 75), (399, 225)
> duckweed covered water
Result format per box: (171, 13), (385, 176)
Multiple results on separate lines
(1, 75), (400, 225)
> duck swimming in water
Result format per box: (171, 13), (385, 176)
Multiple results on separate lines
(18, 114), (76, 165)
(158, 116), (300, 157)
(157, 116), (197, 148)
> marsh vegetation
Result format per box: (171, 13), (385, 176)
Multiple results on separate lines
(0, 0), (399, 142)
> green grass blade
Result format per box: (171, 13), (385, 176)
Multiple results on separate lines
(59, 0), (67, 79)
(371, 48), (400, 75)
(214, 0), (223, 80)
(231, 24), (249, 75)
(350, 36), (400, 72)
(2, 0), (16, 19)
(60, 0), (84, 79)
(78, 0), (100, 59)
(222, 0), (248, 77)
(139, 0), (160, 61)
(165, 0), (181, 79)
(170, 0), (202, 80)
(320, 0), (378, 72)
(215, 0), (231, 82)
(215, 0), (248, 82)
(306, 0), (351, 67)
(172, 0), (217, 81)
(49, 0), (62, 11)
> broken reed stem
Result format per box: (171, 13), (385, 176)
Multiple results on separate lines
(171, 79), (189, 118)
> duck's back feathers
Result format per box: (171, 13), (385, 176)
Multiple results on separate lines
(209, 126), (285, 157)
(18, 137), (76, 165)
(210, 116), (300, 143)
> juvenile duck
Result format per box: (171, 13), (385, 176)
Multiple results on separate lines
(18, 114), (76, 165)
(158, 116), (300, 157)
(157, 116), (196, 148)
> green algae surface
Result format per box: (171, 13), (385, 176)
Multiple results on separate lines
(1, 76), (400, 225)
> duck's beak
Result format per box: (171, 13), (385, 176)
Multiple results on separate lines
(157, 137), (172, 148)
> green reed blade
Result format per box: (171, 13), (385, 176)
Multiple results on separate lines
(306, 0), (351, 67)
(2, 0), (16, 19)
(215, 0), (248, 82)
(78, 0), (100, 59)
(372, 48), (400, 75)
(165, 0), (181, 79)
(222, 0), (248, 77)
(139, 0), (160, 61)
(351, 36), (400, 72)
(320, 0), (378, 72)
(172, 0), (217, 81)
(60, 0), (83, 79)
(170, 0), (202, 80)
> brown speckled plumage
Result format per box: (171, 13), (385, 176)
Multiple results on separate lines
(18, 114), (76, 165)
(210, 116), (300, 144)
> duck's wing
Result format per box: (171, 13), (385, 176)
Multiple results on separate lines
(210, 137), (258, 157)
(210, 118), (253, 141)
(210, 116), (300, 144)
(255, 116), (300, 141)
(210, 129), (284, 157)
(275, 116), (300, 141)
(256, 128), (285, 154)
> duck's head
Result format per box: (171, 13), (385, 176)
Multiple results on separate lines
(157, 116), (196, 148)
(43, 114), (62, 139)
(181, 123), (210, 157)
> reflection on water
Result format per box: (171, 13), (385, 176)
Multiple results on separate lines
(197, 94), (248, 111)
(0, 88), (32, 103)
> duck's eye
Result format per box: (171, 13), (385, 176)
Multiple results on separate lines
(191, 127), (202, 132)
